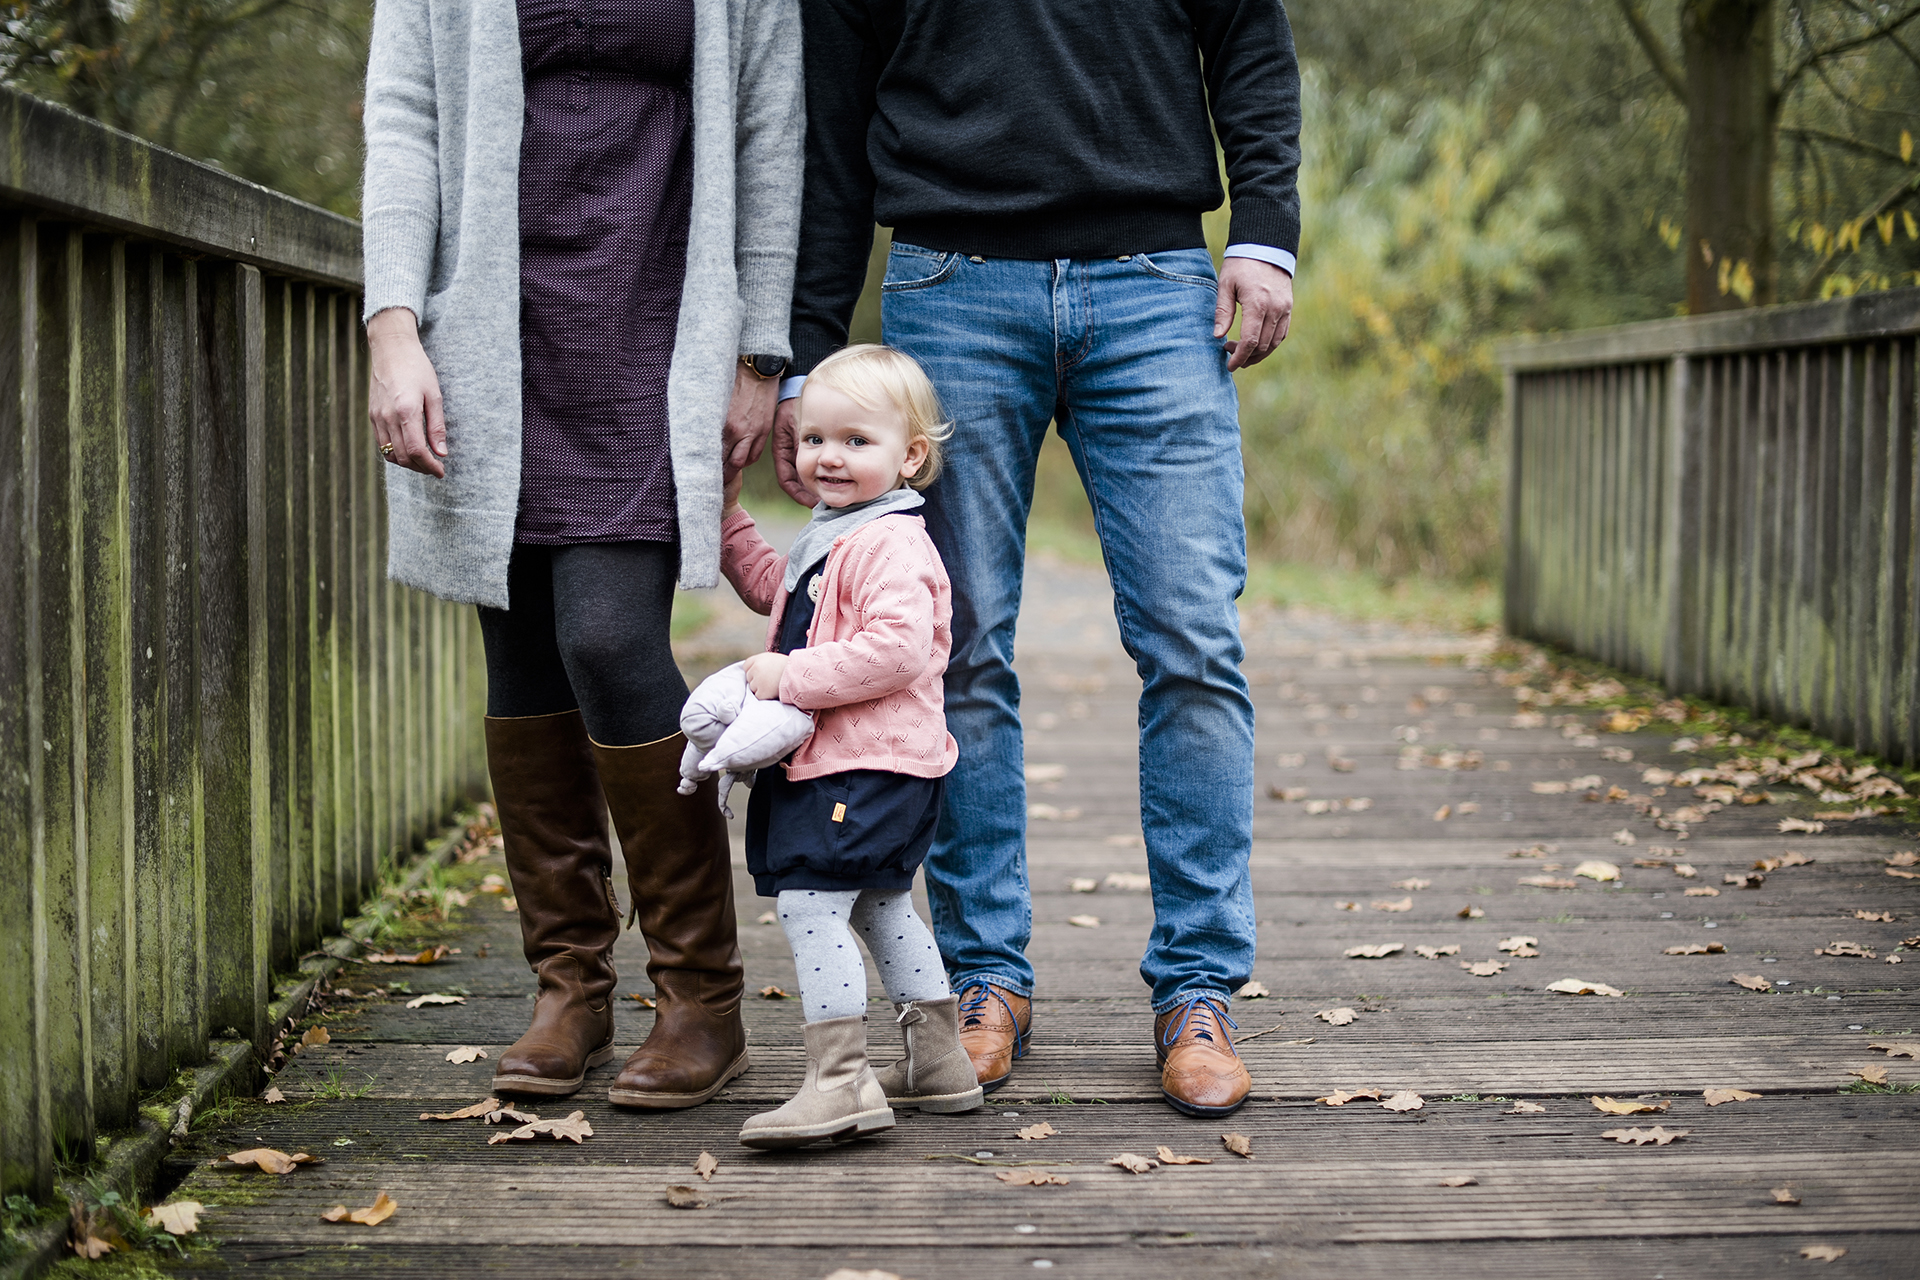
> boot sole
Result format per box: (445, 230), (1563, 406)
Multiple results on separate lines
(493, 1043), (617, 1097)
(737, 1106), (895, 1150)
(889, 1085), (985, 1114)
(606, 1049), (750, 1110)
(1161, 1087), (1249, 1118)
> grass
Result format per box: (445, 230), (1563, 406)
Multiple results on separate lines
(1840, 1080), (1920, 1094)
(310, 1069), (378, 1101)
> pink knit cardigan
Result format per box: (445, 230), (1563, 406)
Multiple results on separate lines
(719, 507), (958, 782)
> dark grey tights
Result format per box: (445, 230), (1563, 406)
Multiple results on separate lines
(477, 541), (688, 746)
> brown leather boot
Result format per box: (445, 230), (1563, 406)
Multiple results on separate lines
(955, 983), (1031, 1093)
(488, 711), (621, 1097)
(1155, 995), (1250, 1117)
(596, 733), (750, 1109)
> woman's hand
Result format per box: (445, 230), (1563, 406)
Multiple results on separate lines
(742, 652), (790, 701)
(725, 363), (778, 470)
(368, 308), (449, 477)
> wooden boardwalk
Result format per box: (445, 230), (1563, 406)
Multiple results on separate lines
(156, 552), (1920, 1278)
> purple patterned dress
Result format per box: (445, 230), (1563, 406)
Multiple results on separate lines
(514, 0), (693, 545)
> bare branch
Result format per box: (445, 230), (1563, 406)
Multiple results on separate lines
(1778, 3), (1920, 99)
(1838, 0), (1920, 76)
(1612, 0), (1687, 102)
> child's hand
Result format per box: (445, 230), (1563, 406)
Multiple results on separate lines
(722, 464), (745, 516)
(742, 652), (789, 701)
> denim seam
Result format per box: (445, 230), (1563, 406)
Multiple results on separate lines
(881, 253), (960, 294)
(952, 972), (1034, 1000)
(1135, 251), (1216, 289)
(1150, 986), (1234, 1016)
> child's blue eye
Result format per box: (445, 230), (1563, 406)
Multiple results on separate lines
(847, 436), (868, 447)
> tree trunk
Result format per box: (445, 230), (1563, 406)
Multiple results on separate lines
(1681, 0), (1776, 312)
(54, 0), (126, 126)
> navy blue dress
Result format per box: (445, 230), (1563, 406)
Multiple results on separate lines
(744, 562), (945, 898)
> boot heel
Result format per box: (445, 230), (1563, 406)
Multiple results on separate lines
(916, 1086), (984, 1114)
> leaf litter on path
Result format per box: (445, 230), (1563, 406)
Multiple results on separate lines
(1664, 943), (1725, 955)
(1852, 1065), (1889, 1084)
(1438, 1175), (1477, 1187)
(487, 1110), (593, 1145)
(1800, 1245), (1847, 1261)
(1871, 1041), (1920, 1058)
(1591, 1096), (1669, 1115)
(694, 1151), (719, 1182)
(1155, 1147), (1211, 1165)
(1344, 943), (1403, 959)
(1771, 1185), (1801, 1205)
(1546, 978), (1624, 997)
(1461, 959), (1508, 977)
(1015, 1122), (1057, 1141)
(321, 1193), (397, 1225)
(1315, 1089), (1382, 1106)
(1234, 980), (1270, 998)
(1379, 1091), (1424, 1112)
(216, 1148), (320, 1174)
(419, 1097), (500, 1122)
(1315, 1007), (1357, 1025)
(1702, 1088), (1761, 1106)
(1505, 1101), (1546, 1114)
(404, 993), (465, 1008)
(445, 1046), (487, 1064)
(145, 1202), (203, 1235)
(1414, 945), (1460, 959)
(1574, 860), (1621, 880)
(1220, 1133), (1254, 1158)
(1729, 974), (1773, 992)
(665, 1185), (713, 1209)
(997, 1169), (1070, 1186)
(1598, 1126), (1688, 1145)
(1371, 898), (1413, 913)
(1109, 1153), (1156, 1173)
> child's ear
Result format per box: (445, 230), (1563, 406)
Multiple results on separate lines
(900, 436), (930, 480)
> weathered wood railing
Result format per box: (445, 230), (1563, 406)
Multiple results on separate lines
(1501, 288), (1920, 768)
(1, 88), (487, 1197)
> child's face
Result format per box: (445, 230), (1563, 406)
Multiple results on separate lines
(795, 384), (929, 508)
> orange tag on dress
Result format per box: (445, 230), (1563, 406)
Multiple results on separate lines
(831, 803), (847, 823)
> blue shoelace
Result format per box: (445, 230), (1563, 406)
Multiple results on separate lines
(959, 984), (1029, 1056)
(1160, 993), (1239, 1055)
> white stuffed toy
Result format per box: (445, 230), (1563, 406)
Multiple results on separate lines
(677, 661), (816, 816)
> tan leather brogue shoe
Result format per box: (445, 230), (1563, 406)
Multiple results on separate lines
(955, 984), (1031, 1093)
(1155, 995), (1250, 1117)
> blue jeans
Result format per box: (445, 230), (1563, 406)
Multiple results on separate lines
(882, 243), (1258, 1014)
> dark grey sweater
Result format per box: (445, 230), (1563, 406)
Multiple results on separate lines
(789, 0), (1302, 372)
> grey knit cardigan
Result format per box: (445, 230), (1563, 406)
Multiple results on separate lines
(361, 0), (803, 607)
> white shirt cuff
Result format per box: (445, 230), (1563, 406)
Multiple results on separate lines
(778, 373), (807, 402)
(1223, 244), (1297, 276)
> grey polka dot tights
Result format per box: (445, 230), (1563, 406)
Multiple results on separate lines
(776, 889), (950, 1022)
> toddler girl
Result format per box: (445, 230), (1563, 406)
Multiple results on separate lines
(719, 344), (980, 1149)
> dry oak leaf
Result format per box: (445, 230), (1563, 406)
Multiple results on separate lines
(1590, 1096), (1670, 1116)
(824, 1272), (906, 1280)
(1372, 898), (1414, 913)
(1598, 1126), (1688, 1146)
(321, 1192), (397, 1226)
(1702, 1088), (1762, 1106)
(1546, 978), (1624, 997)
(1575, 860), (1622, 881)
(1685, 887), (1721, 897)
(1771, 1186), (1801, 1205)
(1414, 945), (1461, 959)
(1234, 980), (1271, 999)
(1438, 1175), (1478, 1187)
(262, 1087), (286, 1104)
(145, 1201), (203, 1236)
(693, 1150), (718, 1182)
(218, 1148), (319, 1175)
(1344, 943), (1404, 959)
(404, 993), (465, 1008)
(1531, 781), (1570, 795)
(1869, 1041), (1920, 1058)
(419, 1097), (500, 1122)
(664, 1185), (712, 1210)
(1663, 943), (1727, 955)
(1315, 1007), (1358, 1026)
(1611, 830), (1637, 847)
(1315, 1089), (1382, 1106)
(1725, 873), (1765, 889)
(1380, 1091), (1425, 1112)
(1778, 817), (1825, 834)
(1015, 1122), (1058, 1141)
(1155, 1146), (1212, 1165)
(445, 1046), (488, 1065)
(1815, 940), (1875, 958)
(1887, 851), (1920, 867)
(300, 1026), (331, 1048)
(1392, 878), (1432, 891)
(1067, 914), (1101, 928)
(1852, 910), (1896, 923)
(484, 1106), (539, 1125)
(1888, 867), (1920, 880)
(1850, 1065), (1888, 1085)
(997, 1169), (1070, 1186)
(1729, 974), (1774, 992)
(1673, 864), (1699, 879)
(1497, 935), (1539, 953)
(1457, 905), (1485, 919)
(70, 1232), (118, 1261)
(1221, 1132), (1254, 1158)
(1105, 872), (1151, 891)
(1462, 959), (1509, 977)
(1433, 805), (1452, 822)
(1518, 876), (1578, 889)
(487, 1110), (594, 1145)
(1506, 1101), (1547, 1114)
(1800, 1245), (1847, 1262)
(758, 985), (790, 999)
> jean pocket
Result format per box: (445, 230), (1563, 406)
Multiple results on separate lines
(882, 244), (960, 293)
(1135, 249), (1218, 289)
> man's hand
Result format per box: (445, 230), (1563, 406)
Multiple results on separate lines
(368, 308), (448, 477)
(724, 364), (779, 471)
(770, 396), (820, 508)
(1213, 257), (1294, 372)
(743, 651), (791, 701)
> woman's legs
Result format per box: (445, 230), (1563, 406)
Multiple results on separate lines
(550, 541), (687, 745)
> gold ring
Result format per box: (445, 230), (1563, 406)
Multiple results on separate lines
(381, 442), (395, 457)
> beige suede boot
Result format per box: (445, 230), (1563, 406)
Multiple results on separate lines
(738, 1015), (894, 1149)
(875, 996), (986, 1114)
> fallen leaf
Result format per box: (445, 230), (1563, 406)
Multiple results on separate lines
(1889, 867), (1920, 880)
(1771, 1185), (1800, 1205)
(487, 1110), (594, 1144)
(1778, 817), (1825, 834)
(1530, 781), (1570, 795)
(1815, 940), (1876, 958)
(1457, 905), (1485, 919)
(145, 1201), (203, 1235)
(1684, 886), (1720, 897)
(1505, 1100), (1546, 1114)
(1154, 1146), (1212, 1165)
(418, 1097), (501, 1122)
(1672, 863), (1699, 878)
(1438, 1175), (1477, 1187)
(1067, 914), (1101, 928)
(1850, 1065), (1888, 1084)
(1545, 978), (1625, 997)
(1755, 851), (1814, 870)
(1724, 873), (1765, 889)
(1392, 878), (1432, 891)
(1432, 805), (1452, 821)
(1380, 1091), (1425, 1112)
(70, 1234), (118, 1260)
(1663, 943), (1726, 955)
(1221, 1132), (1253, 1158)
(1315, 1088), (1383, 1106)
(1800, 1245), (1846, 1261)
(1104, 872), (1150, 891)
(1507, 843), (1557, 858)
(1497, 935), (1539, 953)
(822, 1272), (904, 1280)
(1027, 803), (1082, 821)
(1336, 901), (1360, 911)
(1704, 1090), (1758, 1113)
(479, 874), (508, 893)
(1518, 876), (1578, 889)
(1633, 857), (1670, 868)
(300, 1026), (331, 1048)
(445, 1046), (488, 1064)
(1575, 860), (1621, 880)
(404, 993), (465, 1008)
(996, 1169), (1070, 1186)
(219, 1148), (319, 1174)
(321, 1192), (397, 1225)
(262, 1087), (286, 1104)
(1344, 943), (1404, 959)
(759, 985), (790, 999)
(484, 1106), (539, 1125)
(1729, 974), (1773, 992)
(1610, 829), (1637, 847)
(624, 995), (656, 1008)
(1024, 763), (1066, 783)
(1852, 910), (1896, 923)
(1015, 1122), (1058, 1141)
(1888, 851), (1920, 867)
(1598, 1126), (1688, 1146)
(1234, 981), (1270, 999)
(1269, 785), (1311, 802)
(1315, 1007), (1357, 1026)
(1591, 1096), (1670, 1116)
(1371, 898), (1413, 913)
(360, 944), (452, 964)
(694, 1151), (718, 1182)
(664, 1185), (712, 1209)
(1869, 1041), (1920, 1058)
(1462, 959), (1508, 977)
(1413, 945), (1461, 959)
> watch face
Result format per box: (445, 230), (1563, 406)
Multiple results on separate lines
(749, 354), (786, 378)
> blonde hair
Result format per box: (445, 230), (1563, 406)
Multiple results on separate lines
(802, 344), (953, 489)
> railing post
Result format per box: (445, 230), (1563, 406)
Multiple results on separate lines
(1660, 353), (1694, 695)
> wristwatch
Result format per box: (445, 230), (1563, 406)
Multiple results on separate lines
(739, 353), (789, 380)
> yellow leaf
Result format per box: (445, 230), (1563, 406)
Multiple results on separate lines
(1903, 129), (1914, 164)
